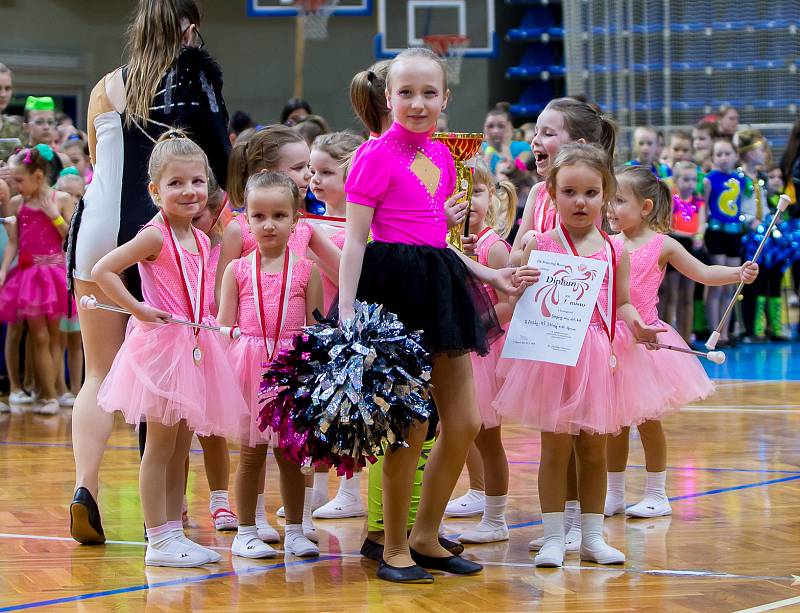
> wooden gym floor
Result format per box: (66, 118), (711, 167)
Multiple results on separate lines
(1, 344), (799, 612)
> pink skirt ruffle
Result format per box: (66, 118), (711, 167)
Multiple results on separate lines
(614, 320), (714, 426)
(0, 263), (69, 321)
(494, 323), (626, 435)
(98, 319), (249, 437)
(226, 334), (295, 447)
(471, 332), (505, 429)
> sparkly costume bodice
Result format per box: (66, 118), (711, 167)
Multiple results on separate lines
(475, 229), (510, 306)
(18, 199), (63, 258)
(612, 233), (665, 324)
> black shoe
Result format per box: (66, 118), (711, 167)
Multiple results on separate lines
(360, 537), (383, 562)
(409, 547), (483, 575)
(377, 559), (433, 584)
(438, 536), (464, 555)
(69, 487), (105, 545)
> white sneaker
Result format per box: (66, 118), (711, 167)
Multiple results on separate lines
(174, 533), (221, 563)
(534, 538), (565, 567)
(8, 390), (33, 404)
(284, 532), (319, 557)
(302, 520), (318, 543)
(445, 489), (486, 517)
(0, 401), (9, 413)
(580, 540), (626, 564)
(211, 508), (239, 531)
(35, 398), (60, 415)
(312, 494), (365, 519)
(145, 538), (208, 568)
(58, 393), (76, 407)
(232, 533), (278, 559)
(256, 520), (280, 543)
(604, 494), (625, 517)
(459, 523), (509, 544)
(276, 506), (285, 518)
(626, 496), (672, 518)
(564, 526), (582, 552)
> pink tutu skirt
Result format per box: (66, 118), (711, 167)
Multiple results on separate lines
(471, 333), (506, 429)
(615, 320), (714, 426)
(0, 263), (69, 321)
(226, 333), (295, 447)
(494, 322), (626, 435)
(98, 319), (249, 437)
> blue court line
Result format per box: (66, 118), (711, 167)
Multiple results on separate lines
(2, 440), (798, 476)
(3, 475), (800, 611)
(0, 555), (338, 612)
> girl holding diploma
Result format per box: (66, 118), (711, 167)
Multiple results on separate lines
(604, 166), (758, 518)
(496, 143), (662, 568)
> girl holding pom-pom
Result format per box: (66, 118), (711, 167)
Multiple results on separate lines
(216, 171), (323, 559)
(338, 47), (526, 583)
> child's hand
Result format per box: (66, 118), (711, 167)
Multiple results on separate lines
(632, 320), (666, 345)
(461, 233), (478, 256)
(41, 194), (61, 220)
(132, 302), (172, 324)
(338, 303), (355, 325)
(740, 261), (759, 284)
(444, 191), (468, 229)
(487, 267), (529, 296)
(511, 265), (541, 290)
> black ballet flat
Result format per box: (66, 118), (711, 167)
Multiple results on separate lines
(438, 536), (464, 555)
(377, 559), (433, 584)
(410, 548), (483, 575)
(69, 487), (105, 545)
(360, 537), (383, 562)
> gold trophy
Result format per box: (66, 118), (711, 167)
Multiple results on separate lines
(432, 132), (484, 252)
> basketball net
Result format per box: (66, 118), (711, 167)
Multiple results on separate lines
(423, 34), (469, 86)
(295, 0), (340, 40)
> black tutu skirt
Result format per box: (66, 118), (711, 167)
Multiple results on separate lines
(356, 242), (502, 357)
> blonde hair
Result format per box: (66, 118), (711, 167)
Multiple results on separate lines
(616, 165), (673, 233)
(148, 128), (209, 185)
(349, 60), (391, 135)
(56, 173), (85, 192)
(124, 0), (201, 126)
(547, 143), (617, 206)
(0, 62), (12, 78)
(312, 131), (364, 181)
(204, 171), (225, 237)
(244, 171), (301, 215)
(387, 47), (448, 92)
(472, 157), (517, 239)
(226, 125), (306, 208)
(672, 159), (697, 175)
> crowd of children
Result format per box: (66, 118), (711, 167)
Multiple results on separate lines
(1, 32), (797, 584)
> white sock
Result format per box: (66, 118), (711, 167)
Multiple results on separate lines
(146, 523), (175, 547)
(607, 471), (626, 500)
(303, 487), (315, 529)
(479, 494), (507, 528)
(237, 524), (258, 537)
(580, 512), (624, 563)
(535, 512), (565, 565)
(210, 490), (230, 513)
(255, 493), (267, 526)
(337, 473), (361, 499)
(564, 500), (581, 533)
(644, 470), (668, 502)
(312, 472), (329, 501)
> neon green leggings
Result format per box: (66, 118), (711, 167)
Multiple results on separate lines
(367, 436), (435, 532)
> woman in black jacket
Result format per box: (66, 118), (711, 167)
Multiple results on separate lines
(67, 0), (229, 544)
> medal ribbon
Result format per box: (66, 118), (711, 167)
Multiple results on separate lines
(556, 223), (617, 342)
(162, 214), (205, 344)
(473, 226), (495, 254)
(300, 211), (347, 232)
(250, 248), (294, 363)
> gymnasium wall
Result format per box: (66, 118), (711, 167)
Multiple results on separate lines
(0, 0), (493, 133)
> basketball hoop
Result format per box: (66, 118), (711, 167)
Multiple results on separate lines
(293, 0), (340, 40)
(423, 34), (470, 86)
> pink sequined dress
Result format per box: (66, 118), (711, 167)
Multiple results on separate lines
(226, 252), (314, 447)
(98, 218), (248, 436)
(613, 233), (714, 424)
(470, 228), (510, 429)
(0, 200), (69, 321)
(238, 215), (313, 259)
(208, 242), (221, 317)
(320, 229), (344, 313)
(494, 232), (627, 435)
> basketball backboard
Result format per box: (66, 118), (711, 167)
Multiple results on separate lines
(376, 0), (496, 58)
(247, 0), (372, 17)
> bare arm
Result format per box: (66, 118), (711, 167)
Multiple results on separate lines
(0, 196), (21, 285)
(91, 226), (171, 323)
(509, 182), (544, 266)
(215, 260), (240, 328)
(487, 241), (513, 325)
(662, 234), (757, 285)
(338, 202), (374, 322)
(308, 225), (341, 284)
(216, 218), (243, 306)
(305, 264), (324, 323)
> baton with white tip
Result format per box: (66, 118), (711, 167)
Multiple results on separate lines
(639, 341), (726, 364)
(706, 194), (791, 350)
(0, 216), (16, 224)
(79, 295), (241, 339)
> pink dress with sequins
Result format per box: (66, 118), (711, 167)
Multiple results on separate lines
(237, 215), (313, 258)
(226, 253), (314, 447)
(207, 242), (221, 317)
(494, 232), (627, 435)
(98, 218), (249, 437)
(470, 229), (510, 429)
(0, 201), (69, 321)
(613, 234), (714, 424)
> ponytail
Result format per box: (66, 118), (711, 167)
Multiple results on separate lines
(490, 180), (518, 240)
(543, 97), (617, 159)
(349, 60), (391, 135)
(616, 165), (673, 233)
